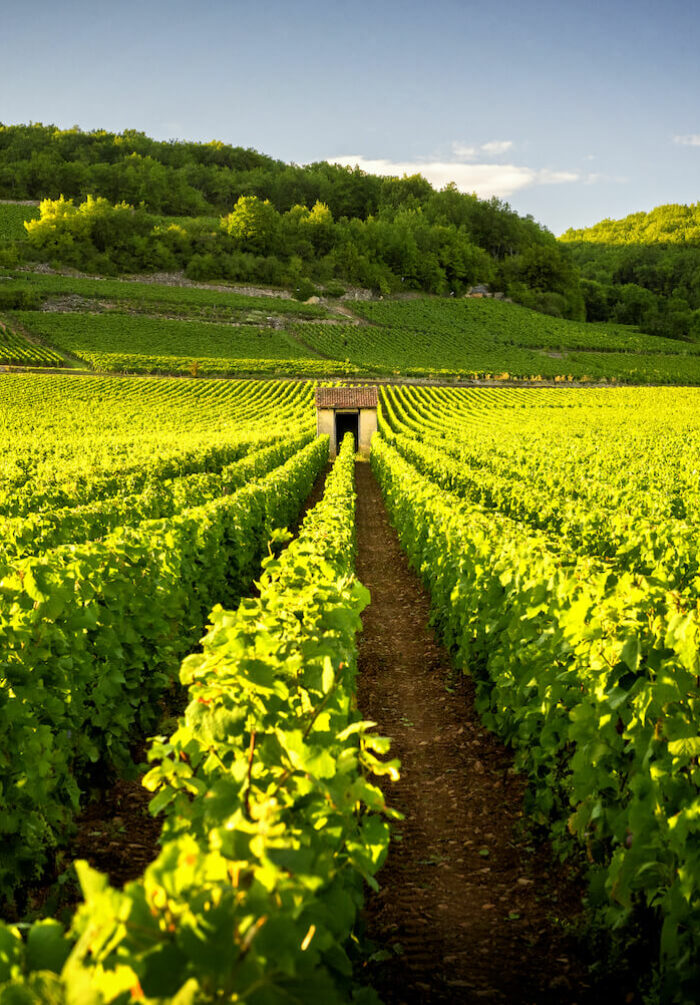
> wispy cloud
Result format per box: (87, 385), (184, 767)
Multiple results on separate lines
(450, 140), (513, 159)
(674, 134), (700, 147)
(327, 155), (579, 199)
(480, 140), (513, 156)
(451, 142), (477, 159)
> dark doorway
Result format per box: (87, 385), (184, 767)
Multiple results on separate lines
(335, 411), (358, 453)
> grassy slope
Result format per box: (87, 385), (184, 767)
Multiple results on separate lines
(4, 262), (700, 382)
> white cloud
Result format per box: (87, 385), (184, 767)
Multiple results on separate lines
(537, 169), (580, 185)
(327, 155), (580, 199)
(674, 134), (700, 147)
(450, 142), (477, 159)
(450, 139), (513, 159)
(480, 140), (513, 156)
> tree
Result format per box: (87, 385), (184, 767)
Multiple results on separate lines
(612, 284), (658, 327)
(302, 201), (334, 254)
(580, 279), (612, 322)
(220, 195), (279, 254)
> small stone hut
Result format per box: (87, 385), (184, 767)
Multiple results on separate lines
(315, 386), (378, 458)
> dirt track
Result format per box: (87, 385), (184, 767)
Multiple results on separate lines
(354, 460), (602, 1005)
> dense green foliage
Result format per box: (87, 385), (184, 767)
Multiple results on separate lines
(0, 377), (321, 896)
(563, 203), (700, 246)
(0, 203), (39, 241)
(0, 436), (326, 897)
(0, 434), (395, 1003)
(0, 375), (321, 895)
(0, 123), (584, 312)
(561, 203), (700, 341)
(13, 192), (581, 311)
(376, 385), (700, 1001)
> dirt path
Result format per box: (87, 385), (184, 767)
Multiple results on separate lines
(354, 461), (598, 1005)
(331, 302), (367, 325)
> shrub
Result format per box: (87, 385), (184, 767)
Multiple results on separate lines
(324, 279), (346, 298)
(292, 276), (318, 301)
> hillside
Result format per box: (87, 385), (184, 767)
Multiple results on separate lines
(3, 266), (700, 384)
(298, 297), (700, 383)
(0, 125), (583, 316)
(560, 202), (700, 341)
(561, 203), (700, 245)
(4, 172), (700, 382)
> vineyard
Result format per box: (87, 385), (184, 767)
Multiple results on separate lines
(298, 298), (700, 382)
(8, 310), (355, 377)
(0, 321), (65, 366)
(1, 370), (700, 1000)
(0, 52), (699, 1004)
(4, 263), (700, 383)
(0, 271), (330, 319)
(374, 384), (700, 1001)
(355, 297), (700, 354)
(0, 376), (327, 887)
(0, 374), (399, 1003)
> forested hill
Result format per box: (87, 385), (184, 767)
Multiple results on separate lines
(0, 123), (582, 316)
(561, 203), (700, 245)
(559, 203), (700, 341)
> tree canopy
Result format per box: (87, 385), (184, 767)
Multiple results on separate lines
(560, 203), (700, 340)
(0, 123), (584, 315)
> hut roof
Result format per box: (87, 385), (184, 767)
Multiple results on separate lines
(315, 387), (378, 409)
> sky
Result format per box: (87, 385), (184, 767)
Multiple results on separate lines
(1, 0), (699, 234)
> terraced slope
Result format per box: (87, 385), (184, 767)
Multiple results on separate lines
(298, 298), (700, 382)
(0, 271), (329, 318)
(0, 319), (65, 365)
(5, 267), (700, 383)
(9, 309), (350, 376)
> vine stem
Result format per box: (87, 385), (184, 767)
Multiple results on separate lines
(244, 729), (256, 819)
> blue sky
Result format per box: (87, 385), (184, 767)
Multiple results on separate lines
(1, 0), (699, 233)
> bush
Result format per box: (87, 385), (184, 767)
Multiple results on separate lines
(185, 253), (221, 281)
(0, 288), (42, 310)
(292, 276), (318, 301)
(323, 279), (346, 298)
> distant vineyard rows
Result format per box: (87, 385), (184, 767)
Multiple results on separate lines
(4, 272), (700, 383)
